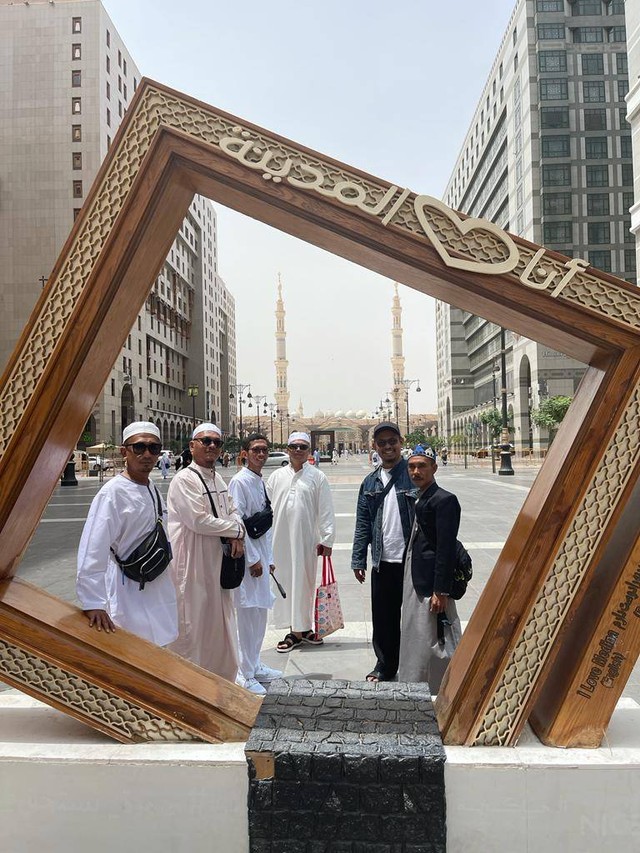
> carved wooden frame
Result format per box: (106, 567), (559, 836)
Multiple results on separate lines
(1, 80), (640, 746)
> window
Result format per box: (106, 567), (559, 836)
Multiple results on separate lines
(583, 81), (605, 101)
(623, 191), (634, 211)
(608, 27), (626, 42)
(118, 75), (122, 92)
(514, 53), (519, 71)
(71, 70), (81, 87)
(609, 0), (625, 13)
(586, 165), (609, 186)
(72, 152), (82, 170)
(106, 55), (110, 73)
(106, 108), (111, 127)
(573, 27), (603, 42)
(72, 44), (81, 60)
(543, 222), (573, 242)
(588, 222), (610, 243)
(538, 24), (566, 39)
(134, 77), (138, 91)
(71, 97), (81, 114)
(622, 163), (633, 184)
(625, 250), (637, 273)
(73, 208), (82, 221)
(123, 83), (128, 101)
(106, 29), (111, 47)
(537, 0), (563, 10)
(542, 135), (570, 157)
(572, 1), (602, 14)
(619, 107), (628, 128)
(541, 107), (570, 128)
(543, 164), (571, 185)
(587, 194), (609, 215)
(540, 79), (568, 100)
(118, 50), (122, 67)
(72, 17), (81, 33)
(71, 124), (82, 142)
(513, 27), (517, 46)
(621, 136), (632, 158)
(616, 53), (628, 74)
(106, 81), (110, 100)
(73, 180), (83, 198)
(118, 101), (123, 117)
(588, 250), (611, 271)
(107, 135), (111, 149)
(618, 79), (629, 100)
(624, 220), (634, 242)
(581, 53), (603, 74)
(123, 58), (127, 75)
(585, 137), (608, 158)
(542, 51), (569, 74)
(584, 108), (607, 129)
(543, 192), (572, 215)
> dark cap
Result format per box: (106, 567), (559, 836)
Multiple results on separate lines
(373, 422), (402, 440)
(408, 446), (436, 461)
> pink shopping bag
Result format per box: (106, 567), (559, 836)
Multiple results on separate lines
(314, 555), (344, 639)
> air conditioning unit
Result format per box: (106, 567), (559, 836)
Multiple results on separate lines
(122, 374), (131, 383)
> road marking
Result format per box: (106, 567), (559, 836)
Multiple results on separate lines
(40, 518), (86, 523)
(335, 513), (356, 517)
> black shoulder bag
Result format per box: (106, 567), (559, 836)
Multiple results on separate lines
(191, 468), (245, 589)
(110, 485), (172, 590)
(414, 504), (472, 600)
(244, 483), (273, 539)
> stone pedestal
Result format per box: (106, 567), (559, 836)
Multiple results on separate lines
(245, 679), (446, 853)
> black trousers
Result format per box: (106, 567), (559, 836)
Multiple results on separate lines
(371, 560), (404, 679)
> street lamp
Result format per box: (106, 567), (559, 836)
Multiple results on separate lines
(229, 383), (252, 440)
(253, 395), (268, 433)
(396, 379), (421, 436)
(498, 328), (514, 476)
(277, 408), (284, 445)
(267, 402), (277, 445)
(187, 384), (199, 430)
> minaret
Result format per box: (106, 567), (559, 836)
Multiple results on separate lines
(391, 283), (407, 428)
(274, 274), (290, 415)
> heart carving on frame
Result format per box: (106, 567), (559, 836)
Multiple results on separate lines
(414, 195), (520, 276)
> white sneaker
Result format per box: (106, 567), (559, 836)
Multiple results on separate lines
(243, 677), (267, 696)
(255, 663), (283, 683)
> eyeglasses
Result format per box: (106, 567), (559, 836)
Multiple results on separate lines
(376, 437), (400, 447)
(249, 446), (269, 454)
(125, 442), (162, 456)
(288, 444), (310, 451)
(195, 437), (223, 448)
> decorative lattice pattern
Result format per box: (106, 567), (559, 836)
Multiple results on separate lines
(473, 379), (640, 745)
(0, 640), (197, 742)
(2, 83), (640, 457)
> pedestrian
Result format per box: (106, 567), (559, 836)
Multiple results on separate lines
(159, 451), (170, 479)
(331, 448), (339, 465)
(268, 431), (335, 652)
(351, 422), (415, 682)
(229, 433), (282, 695)
(313, 448), (320, 466)
(440, 447), (448, 466)
(167, 423), (245, 680)
(76, 421), (178, 646)
(371, 450), (380, 466)
(398, 448), (462, 693)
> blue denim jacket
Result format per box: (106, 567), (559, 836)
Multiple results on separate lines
(351, 458), (415, 572)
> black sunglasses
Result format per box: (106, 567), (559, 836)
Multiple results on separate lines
(125, 442), (162, 456)
(288, 444), (310, 451)
(195, 436), (223, 448)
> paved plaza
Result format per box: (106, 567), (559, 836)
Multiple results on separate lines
(11, 456), (640, 707)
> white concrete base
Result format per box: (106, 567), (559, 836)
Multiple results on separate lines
(1, 690), (639, 852)
(445, 698), (640, 853)
(0, 691), (249, 853)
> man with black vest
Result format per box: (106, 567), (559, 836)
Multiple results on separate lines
(351, 422), (415, 682)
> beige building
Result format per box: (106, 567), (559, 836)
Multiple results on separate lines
(0, 0), (237, 446)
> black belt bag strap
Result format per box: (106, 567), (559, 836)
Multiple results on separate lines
(111, 486), (172, 590)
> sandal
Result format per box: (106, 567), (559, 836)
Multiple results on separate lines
(301, 630), (323, 646)
(276, 632), (302, 653)
(366, 671), (384, 683)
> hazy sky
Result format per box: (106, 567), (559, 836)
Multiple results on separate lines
(103, 0), (516, 415)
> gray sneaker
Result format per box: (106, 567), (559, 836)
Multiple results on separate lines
(255, 663), (283, 683)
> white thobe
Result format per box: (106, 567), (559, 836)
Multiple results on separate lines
(76, 475), (178, 646)
(229, 466), (276, 680)
(167, 463), (244, 681)
(267, 462), (335, 632)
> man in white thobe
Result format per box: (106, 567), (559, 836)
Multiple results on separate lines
(76, 421), (178, 646)
(167, 423), (245, 681)
(267, 431), (335, 652)
(229, 432), (281, 695)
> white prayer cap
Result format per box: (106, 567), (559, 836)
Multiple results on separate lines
(122, 421), (161, 443)
(287, 431), (311, 445)
(192, 422), (222, 439)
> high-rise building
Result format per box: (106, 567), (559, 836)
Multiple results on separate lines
(0, 0), (237, 446)
(437, 0), (632, 452)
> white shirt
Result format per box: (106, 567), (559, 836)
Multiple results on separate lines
(76, 474), (178, 646)
(380, 467), (405, 562)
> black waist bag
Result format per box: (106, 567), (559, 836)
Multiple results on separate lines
(111, 487), (172, 590)
(244, 484), (273, 539)
(192, 467), (245, 589)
